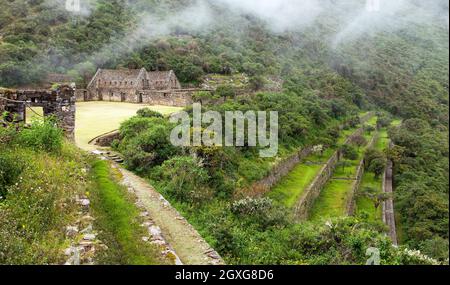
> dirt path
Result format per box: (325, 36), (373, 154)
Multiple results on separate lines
(383, 159), (398, 245)
(118, 167), (224, 265)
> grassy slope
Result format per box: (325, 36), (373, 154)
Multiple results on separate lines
(0, 142), (87, 264)
(89, 160), (167, 265)
(355, 119), (402, 222)
(310, 119), (377, 221)
(269, 113), (373, 208)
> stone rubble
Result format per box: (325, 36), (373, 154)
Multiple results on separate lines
(64, 195), (104, 265)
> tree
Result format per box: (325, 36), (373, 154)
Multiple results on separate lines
(352, 135), (367, 148)
(71, 61), (96, 88)
(358, 187), (391, 210)
(364, 148), (385, 169)
(368, 157), (387, 179)
(377, 114), (393, 129)
(192, 91), (218, 105)
(337, 160), (353, 173)
(215, 85), (236, 100)
(249, 76), (266, 91)
(341, 145), (358, 161)
(158, 156), (212, 205)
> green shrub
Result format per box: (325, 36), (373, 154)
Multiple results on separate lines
(231, 197), (290, 229)
(341, 145), (358, 160)
(136, 108), (164, 119)
(154, 156), (212, 205)
(118, 117), (179, 172)
(16, 118), (63, 153)
(231, 197), (273, 216)
(0, 151), (25, 198)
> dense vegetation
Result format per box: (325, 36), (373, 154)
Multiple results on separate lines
(0, 117), (165, 264)
(1, 0), (448, 263)
(0, 118), (88, 264)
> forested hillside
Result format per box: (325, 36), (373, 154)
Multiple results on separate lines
(1, 0), (448, 263)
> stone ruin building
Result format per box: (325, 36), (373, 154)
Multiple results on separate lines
(77, 68), (196, 107)
(0, 86), (76, 140)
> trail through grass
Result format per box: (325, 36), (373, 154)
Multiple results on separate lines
(89, 160), (166, 265)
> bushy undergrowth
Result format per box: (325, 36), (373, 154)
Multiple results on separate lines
(0, 141), (88, 264)
(16, 118), (63, 153)
(0, 150), (25, 198)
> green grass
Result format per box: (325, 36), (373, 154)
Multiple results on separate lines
(75, 102), (182, 150)
(355, 119), (401, 222)
(0, 142), (87, 264)
(89, 160), (166, 265)
(309, 159), (360, 220)
(269, 163), (323, 208)
(268, 147), (336, 208)
(355, 172), (383, 221)
(269, 116), (372, 208)
(309, 180), (354, 220)
(310, 118), (378, 221)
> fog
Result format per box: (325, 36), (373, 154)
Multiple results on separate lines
(40, 0), (449, 71)
(120, 0), (449, 52)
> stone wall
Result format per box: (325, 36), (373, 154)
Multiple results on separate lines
(345, 131), (379, 215)
(0, 86), (76, 140)
(293, 150), (341, 220)
(292, 125), (370, 220)
(0, 98), (5, 113)
(140, 90), (193, 107)
(76, 88), (195, 107)
(89, 130), (120, 147)
(249, 147), (313, 195)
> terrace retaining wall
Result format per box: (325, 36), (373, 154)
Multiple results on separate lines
(292, 126), (370, 220)
(345, 131), (379, 215)
(247, 147), (314, 196)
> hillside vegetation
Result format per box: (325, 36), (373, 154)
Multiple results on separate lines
(1, 0), (448, 263)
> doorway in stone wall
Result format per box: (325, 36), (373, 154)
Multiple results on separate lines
(121, 92), (126, 102)
(138, 93), (143, 103)
(25, 106), (43, 124)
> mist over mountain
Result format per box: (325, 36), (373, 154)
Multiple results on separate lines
(0, 0), (448, 264)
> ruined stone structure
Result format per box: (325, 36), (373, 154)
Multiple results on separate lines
(76, 68), (195, 107)
(0, 86), (76, 140)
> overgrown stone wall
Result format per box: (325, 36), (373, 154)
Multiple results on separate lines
(293, 150), (341, 220)
(345, 131), (379, 215)
(292, 125), (370, 220)
(248, 147), (314, 195)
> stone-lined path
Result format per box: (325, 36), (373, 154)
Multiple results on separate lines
(118, 167), (224, 265)
(383, 159), (398, 245)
